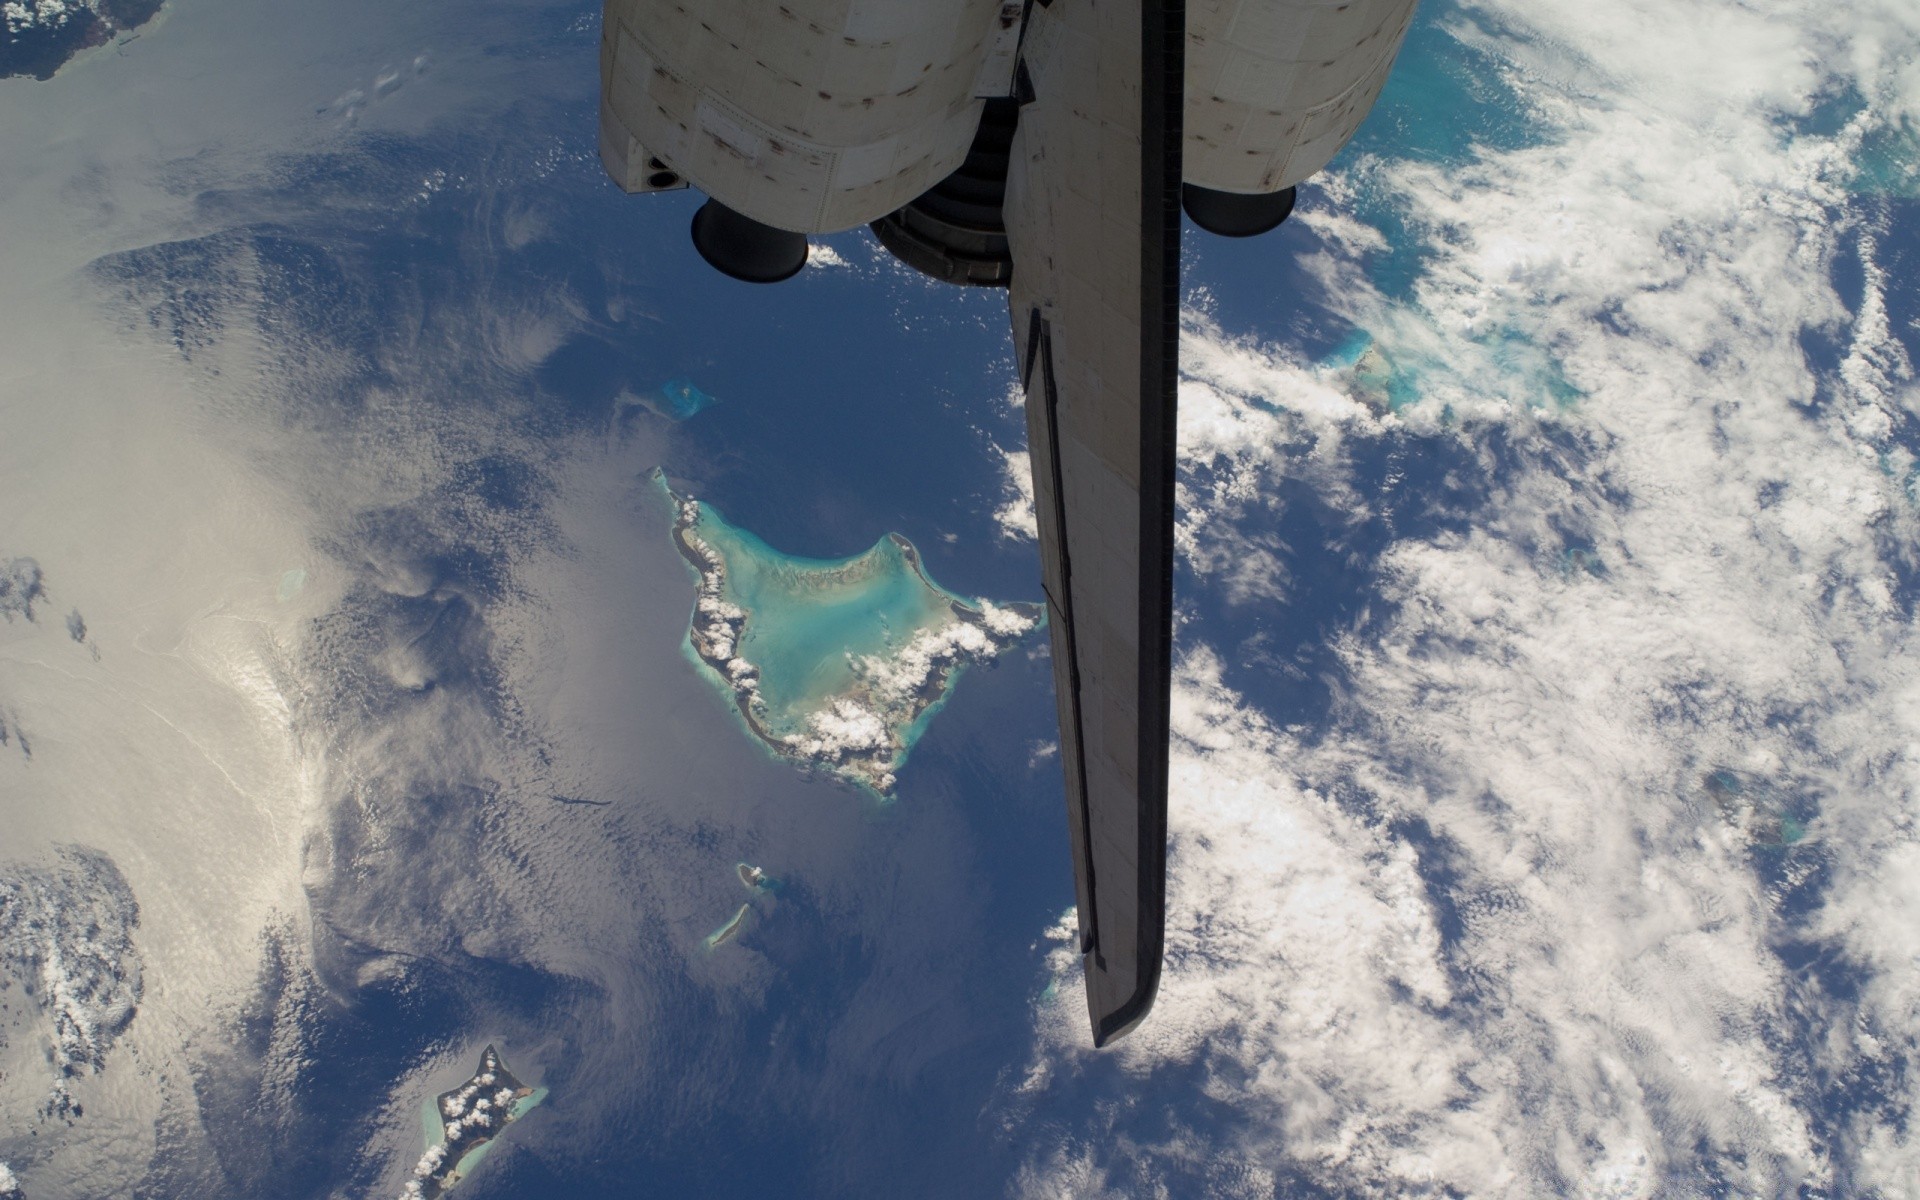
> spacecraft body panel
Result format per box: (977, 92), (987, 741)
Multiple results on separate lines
(1183, 0), (1418, 193)
(599, 0), (1011, 232)
(1005, 0), (1175, 1047)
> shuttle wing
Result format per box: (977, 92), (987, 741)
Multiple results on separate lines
(1004, 0), (1183, 1047)
(599, 0), (1416, 1051)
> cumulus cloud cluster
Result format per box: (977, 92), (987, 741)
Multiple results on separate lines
(680, 500), (754, 670)
(0, 558), (45, 624)
(3, 0), (82, 35)
(0, 846), (143, 1123)
(992, 447), (1038, 542)
(398, 1052), (529, 1199)
(1005, 0), (1920, 1194)
(783, 607), (1039, 791)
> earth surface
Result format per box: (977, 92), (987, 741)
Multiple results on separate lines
(2, 0), (1919, 1197)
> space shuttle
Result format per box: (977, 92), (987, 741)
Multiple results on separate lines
(598, 0), (1417, 1046)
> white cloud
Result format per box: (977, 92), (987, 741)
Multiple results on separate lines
(3, 0), (82, 35)
(780, 609), (1041, 791)
(992, 446), (1038, 541)
(808, 243), (851, 269)
(1009, 0), (1920, 1192)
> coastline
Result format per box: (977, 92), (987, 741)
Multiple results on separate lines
(652, 469), (1041, 794)
(401, 1047), (545, 1200)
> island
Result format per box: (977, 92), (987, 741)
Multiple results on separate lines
(0, 846), (143, 1123)
(737, 862), (768, 891)
(641, 377), (717, 421)
(656, 470), (1042, 793)
(1703, 769), (1809, 848)
(704, 903), (751, 949)
(1, 0), (165, 81)
(400, 1046), (546, 1199)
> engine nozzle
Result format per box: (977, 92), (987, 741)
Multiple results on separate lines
(1180, 183), (1297, 238)
(690, 199), (809, 284)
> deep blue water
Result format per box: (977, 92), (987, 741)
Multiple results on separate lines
(154, 69), (1082, 1196)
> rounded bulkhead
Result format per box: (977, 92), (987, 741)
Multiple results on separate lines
(1183, 0), (1419, 211)
(599, 0), (1016, 236)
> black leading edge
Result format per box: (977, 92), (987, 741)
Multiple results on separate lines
(1122, 0), (1182, 1050)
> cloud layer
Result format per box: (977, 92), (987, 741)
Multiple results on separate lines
(1007, 0), (1920, 1194)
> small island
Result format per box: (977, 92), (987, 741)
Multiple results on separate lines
(400, 1046), (546, 1199)
(737, 863), (768, 891)
(641, 377), (717, 421)
(704, 903), (750, 949)
(656, 471), (1041, 793)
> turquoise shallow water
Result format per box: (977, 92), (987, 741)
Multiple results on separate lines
(1854, 119), (1919, 197)
(1299, 14), (1588, 414)
(416, 1081), (548, 1195)
(1789, 86), (1919, 198)
(647, 377), (716, 420)
(1324, 326), (1582, 415)
(695, 515), (965, 720)
(1341, 15), (1547, 302)
(1705, 769), (1815, 849)
(655, 469), (1040, 792)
